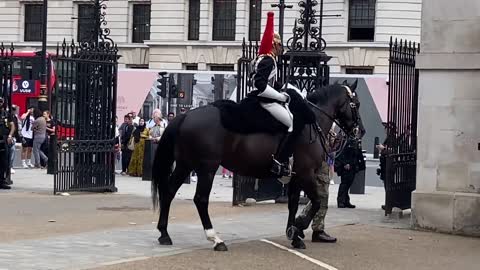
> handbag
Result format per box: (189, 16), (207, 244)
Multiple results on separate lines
(127, 136), (135, 151)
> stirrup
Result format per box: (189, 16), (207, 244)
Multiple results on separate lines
(271, 158), (291, 177)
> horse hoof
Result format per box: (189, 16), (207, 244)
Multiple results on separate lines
(291, 238), (306, 249)
(158, 236), (173, 245)
(286, 226), (299, 240)
(214, 242), (228, 251)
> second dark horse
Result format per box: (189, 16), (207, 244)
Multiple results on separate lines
(151, 80), (363, 251)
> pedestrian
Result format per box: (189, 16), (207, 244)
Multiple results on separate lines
(334, 138), (365, 208)
(146, 109), (162, 129)
(222, 168), (233, 178)
(131, 111), (140, 127)
(128, 118), (149, 177)
(167, 112), (175, 124)
(149, 116), (165, 143)
(9, 105), (21, 175)
(114, 116), (121, 169)
(120, 114), (134, 175)
(20, 107), (35, 168)
(301, 161), (337, 242)
(0, 97), (15, 189)
(31, 108), (48, 169)
(377, 122), (396, 210)
(41, 110), (55, 168)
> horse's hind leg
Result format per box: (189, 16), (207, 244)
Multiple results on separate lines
(193, 170), (228, 251)
(157, 162), (191, 245)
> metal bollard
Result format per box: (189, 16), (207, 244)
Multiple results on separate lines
(350, 150), (366, 195)
(47, 135), (57, 175)
(142, 139), (157, 181)
(373, 136), (380, 159)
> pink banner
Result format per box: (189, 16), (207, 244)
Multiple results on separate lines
(116, 70), (156, 120)
(365, 77), (388, 122)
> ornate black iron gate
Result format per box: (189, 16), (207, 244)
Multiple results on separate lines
(0, 43), (14, 183)
(52, 40), (119, 194)
(232, 40), (283, 205)
(52, 1), (119, 194)
(384, 38), (419, 214)
(0, 44), (13, 107)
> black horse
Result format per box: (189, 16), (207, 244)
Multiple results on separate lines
(151, 80), (363, 251)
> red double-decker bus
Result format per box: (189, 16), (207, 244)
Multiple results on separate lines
(9, 51), (76, 138)
(10, 51), (56, 114)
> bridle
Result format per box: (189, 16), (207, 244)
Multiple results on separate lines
(306, 85), (361, 159)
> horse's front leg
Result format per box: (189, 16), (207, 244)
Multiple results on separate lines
(285, 178), (307, 249)
(289, 174), (323, 249)
(286, 179), (300, 228)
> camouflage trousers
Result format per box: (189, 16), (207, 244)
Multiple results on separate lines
(301, 161), (330, 232)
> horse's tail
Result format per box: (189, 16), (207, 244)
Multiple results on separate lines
(151, 114), (187, 210)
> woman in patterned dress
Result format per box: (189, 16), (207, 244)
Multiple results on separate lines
(128, 119), (149, 177)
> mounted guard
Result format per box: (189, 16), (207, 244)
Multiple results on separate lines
(249, 11), (302, 177)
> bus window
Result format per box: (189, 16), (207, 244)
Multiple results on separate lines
(22, 60), (34, 80)
(12, 60), (22, 76)
(26, 97), (39, 110)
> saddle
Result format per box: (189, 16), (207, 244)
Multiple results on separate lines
(212, 97), (288, 135)
(212, 87), (316, 135)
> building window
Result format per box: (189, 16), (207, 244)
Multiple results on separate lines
(188, 0), (200, 40)
(212, 0), (237, 41)
(345, 66), (374, 74)
(132, 4), (151, 43)
(185, 64), (199, 70)
(248, 0), (262, 41)
(126, 64), (149, 69)
(77, 4), (96, 42)
(210, 64), (234, 71)
(348, 0), (376, 41)
(24, 4), (43, 42)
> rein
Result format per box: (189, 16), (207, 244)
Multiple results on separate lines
(305, 93), (355, 160)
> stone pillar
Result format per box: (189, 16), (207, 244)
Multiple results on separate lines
(412, 0), (480, 236)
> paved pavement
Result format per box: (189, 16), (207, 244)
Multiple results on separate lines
(0, 203), (394, 270)
(94, 224), (480, 270)
(0, 168), (392, 270)
(8, 168), (385, 203)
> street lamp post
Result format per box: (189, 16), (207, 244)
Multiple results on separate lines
(38, 0), (48, 112)
(271, 0), (293, 43)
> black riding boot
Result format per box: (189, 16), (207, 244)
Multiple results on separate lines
(271, 133), (296, 177)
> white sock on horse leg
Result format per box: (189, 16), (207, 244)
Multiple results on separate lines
(205, 229), (224, 246)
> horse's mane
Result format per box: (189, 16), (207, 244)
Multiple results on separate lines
(306, 83), (344, 105)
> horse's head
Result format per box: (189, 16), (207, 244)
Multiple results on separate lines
(307, 79), (364, 139)
(335, 79), (364, 139)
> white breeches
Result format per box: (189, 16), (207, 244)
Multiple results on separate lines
(257, 85), (289, 102)
(260, 102), (293, 132)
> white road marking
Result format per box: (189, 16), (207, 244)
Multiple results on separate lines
(99, 256), (151, 266)
(260, 239), (339, 270)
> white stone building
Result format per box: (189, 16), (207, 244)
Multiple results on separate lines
(0, 0), (422, 74)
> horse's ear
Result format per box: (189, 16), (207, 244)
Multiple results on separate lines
(351, 79), (358, 92)
(342, 79), (348, 85)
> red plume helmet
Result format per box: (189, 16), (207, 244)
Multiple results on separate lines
(258, 12), (275, 55)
